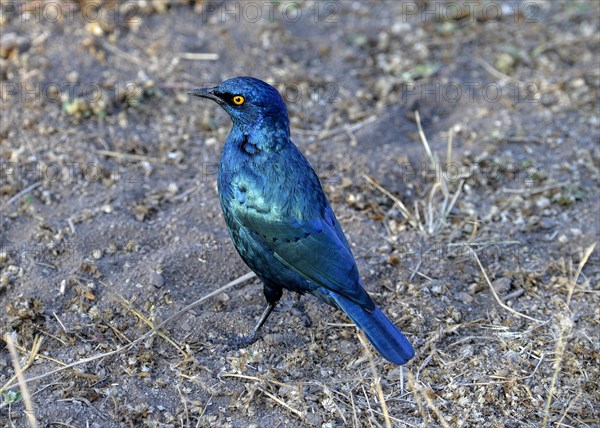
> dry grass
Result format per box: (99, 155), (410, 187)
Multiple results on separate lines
(542, 243), (596, 428)
(1, 272), (256, 392)
(358, 111), (598, 426)
(3, 112), (597, 426)
(5, 334), (38, 427)
(357, 330), (392, 428)
(1, 3), (598, 426)
(365, 110), (464, 237)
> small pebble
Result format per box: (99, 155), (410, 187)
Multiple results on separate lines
(536, 197), (551, 208)
(492, 277), (511, 293)
(216, 292), (230, 303)
(149, 271), (164, 288)
(263, 333), (286, 345)
(455, 291), (474, 303)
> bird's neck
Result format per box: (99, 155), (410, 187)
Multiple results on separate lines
(231, 116), (290, 153)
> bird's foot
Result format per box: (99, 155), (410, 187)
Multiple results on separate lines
(206, 332), (261, 350)
(291, 303), (312, 328)
(225, 331), (262, 350)
(208, 302), (278, 350)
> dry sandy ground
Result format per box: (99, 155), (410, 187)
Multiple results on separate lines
(1, 1), (599, 427)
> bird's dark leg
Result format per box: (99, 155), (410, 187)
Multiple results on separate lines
(226, 283), (282, 349)
(253, 301), (278, 334)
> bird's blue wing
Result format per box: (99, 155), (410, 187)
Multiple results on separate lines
(235, 185), (374, 310)
(247, 212), (373, 309)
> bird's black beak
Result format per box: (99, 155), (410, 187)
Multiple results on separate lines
(188, 87), (221, 103)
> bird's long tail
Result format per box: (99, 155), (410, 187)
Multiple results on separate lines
(332, 294), (414, 365)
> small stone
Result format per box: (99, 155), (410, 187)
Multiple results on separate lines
(540, 217), (557, 229)
(569, 78), (585, 88)
(320, 368), (333, 377)
(570, 228), (582, 236)
(86, 22), (104, 36)
(124, 240), (138, 252)
(468, 282), (483, 294)
(216, 293), (230, 303)
(263, 333), (286, 345)
(338, 340), (356, 355)
(149, 271), (164, 288)
(495, 52), (515, 73)
(455, 291), (474, 303)
(167, 182), (178, 194)
(304, 412), (322, 426)
(492, 277), (511, 293)
(142, 161), (153, 176)
(535, 197), (551, 208)
(430, 281), (445, 296)
(180, 319), (193, 332)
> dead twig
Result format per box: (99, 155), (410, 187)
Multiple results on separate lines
(566, 243), (596, 307)
(357, 331), (392, 428)
(407, 371), (451, 428)
(258, 386), (304, 419)
(469, 247), (544, 323)
(502, 182), (570, 195)
(541, 313), (572, 428)
(5, 335), (39, 428)
(1, 336), (44, 392)
(6, 182), (42, 205)
(179, 52), (219, 61)
(476, 53), (527, 85)
(112, 292), (189, 359)
(363, 173), (421, 231)
(220, 373), (300, 394)
(292, 114), (379, 140)
(543, 243), (595, 428)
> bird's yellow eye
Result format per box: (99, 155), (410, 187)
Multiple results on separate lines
(232, 95), (245, 105)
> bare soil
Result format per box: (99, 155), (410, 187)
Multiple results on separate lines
(1, 1), (599, 427)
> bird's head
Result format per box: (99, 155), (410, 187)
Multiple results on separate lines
(189, 77), (290, 136)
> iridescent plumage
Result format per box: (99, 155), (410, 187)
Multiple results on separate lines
(190, 77), (414, 364)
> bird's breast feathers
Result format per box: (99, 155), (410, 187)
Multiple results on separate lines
(221, 145), (320, 220)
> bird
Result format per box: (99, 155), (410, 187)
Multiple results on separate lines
(189, 77), (414, 365)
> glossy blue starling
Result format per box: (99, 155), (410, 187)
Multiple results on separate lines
(189, 77), (414, 364)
